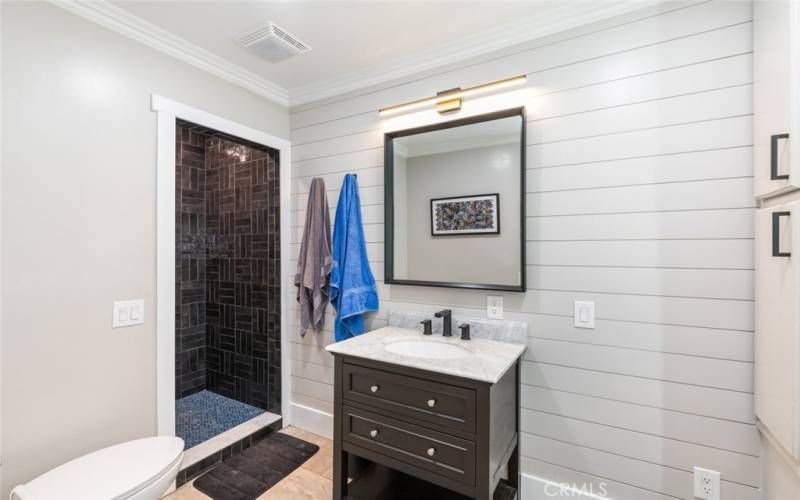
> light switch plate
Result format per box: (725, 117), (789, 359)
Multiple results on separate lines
(487, 296), (503, 320)
(574, 300), (595, 329)
(113, 299), (144, 328)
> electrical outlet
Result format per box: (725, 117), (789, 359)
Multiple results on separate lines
(487, 296), (503, 320)
(693, 467), (720, 500)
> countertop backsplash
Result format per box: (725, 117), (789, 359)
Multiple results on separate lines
(389, 310), (527, 345)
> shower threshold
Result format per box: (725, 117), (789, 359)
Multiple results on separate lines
(176, 391), (281, 486)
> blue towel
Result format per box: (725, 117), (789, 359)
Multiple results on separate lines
(330, 174), (379, 341)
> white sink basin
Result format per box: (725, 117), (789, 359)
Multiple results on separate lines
(385, 339), (471, 360)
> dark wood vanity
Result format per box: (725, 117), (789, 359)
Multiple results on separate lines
(331, 353), (520, 500)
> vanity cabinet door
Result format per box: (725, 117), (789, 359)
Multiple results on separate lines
(754, 0), (800, 198)
(342, 362), (477, 434)
(342, 405), (477, 486)
(755, 202), (800, 460)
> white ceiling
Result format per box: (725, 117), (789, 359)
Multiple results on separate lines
(113, 1), (540, 89)
(71, 1), (656, 106)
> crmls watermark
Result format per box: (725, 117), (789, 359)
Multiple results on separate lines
(543, 482), (609, 498)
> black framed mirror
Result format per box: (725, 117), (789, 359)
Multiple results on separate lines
(384, 107), (526, 292)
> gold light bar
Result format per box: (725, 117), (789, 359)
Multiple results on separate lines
(378, 75), (527, 117)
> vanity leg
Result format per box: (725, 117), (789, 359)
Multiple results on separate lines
(507, 444), (519, 488)
(333, 448), (348, 500)
(333, 356), (347, 499)
(508, 362), (520, 492)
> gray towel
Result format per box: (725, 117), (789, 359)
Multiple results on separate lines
(294, 178), (332, 336)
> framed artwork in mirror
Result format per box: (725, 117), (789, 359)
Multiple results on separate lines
(430, 193), (500, 236)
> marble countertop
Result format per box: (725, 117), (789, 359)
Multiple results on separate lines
(324, 327), (526, 384)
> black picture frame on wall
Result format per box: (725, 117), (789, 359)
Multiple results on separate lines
(430, 193), (500, 236)
(384, 107), (526, 292)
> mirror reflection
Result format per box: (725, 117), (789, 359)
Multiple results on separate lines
(387, 110), (525, 291)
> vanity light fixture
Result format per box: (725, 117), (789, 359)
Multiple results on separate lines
(378, 75), (527, 116)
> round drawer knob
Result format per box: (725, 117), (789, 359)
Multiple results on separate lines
(370, 429), (379, 438)
(427, 447), (436, 457)
(370, 385), (379, 393)
(427, 398), (436, 408)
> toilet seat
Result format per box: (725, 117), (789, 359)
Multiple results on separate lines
(11, 436), (184, 500)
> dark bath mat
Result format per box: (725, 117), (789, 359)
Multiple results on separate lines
(194, 432), (320, 500)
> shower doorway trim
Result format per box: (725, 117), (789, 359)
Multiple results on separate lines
(152, 94), (292, 436)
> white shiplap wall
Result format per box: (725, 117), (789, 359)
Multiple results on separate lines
(288, 2), (758, 499)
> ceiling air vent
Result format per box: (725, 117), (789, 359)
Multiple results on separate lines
(236, 22), (311, 63)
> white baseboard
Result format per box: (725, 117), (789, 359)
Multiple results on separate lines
(289, 402), (333, 439)
(521, 473), (611, 499)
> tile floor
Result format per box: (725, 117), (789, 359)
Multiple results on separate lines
(166, 426), (333, 500)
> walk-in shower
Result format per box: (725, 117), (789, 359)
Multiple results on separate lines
(174, 119), (281, 451)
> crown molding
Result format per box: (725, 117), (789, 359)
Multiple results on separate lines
(50, 0), (289, 106)
(288, 0), (660, 107)
(50, 0), (661, 109)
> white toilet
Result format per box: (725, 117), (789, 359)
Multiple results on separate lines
(10, 436), (184, 500)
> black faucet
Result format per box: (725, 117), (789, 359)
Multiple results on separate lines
(434, 309), (452, 337)
(420, 319), (432, 335)
(458, 324), (471, 341)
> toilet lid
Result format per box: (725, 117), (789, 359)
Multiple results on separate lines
(15, 436), (184, 500)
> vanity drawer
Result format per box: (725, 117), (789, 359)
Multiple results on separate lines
(342, 362), (477, 434)
(342, 405), (476, 486)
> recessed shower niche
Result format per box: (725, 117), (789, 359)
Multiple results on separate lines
(174, 119), (282, 453)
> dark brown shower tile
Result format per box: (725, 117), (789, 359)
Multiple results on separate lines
(182, 190), (204, 214)
(219, 328), (236, 352)
(251, 234), (269, 259)
(253, 358), (268, 385)
(251, 183), (269, 209)
(219, 188), (235, 213)
(219, 212), (234, 235)
(234, 162), (252, 187)
(218, 258), (234, 282)
(181, 285), (205, 305)
(235, 186), (251, 211)
(234, 353), (253, 380)
(206, 346), (221, 371)
(251, 284), (269, 310)
(218, 281), (236, 305)
(222, 350), (235, 376)
(253, 309), (268, 335)
(253, 260), (268, 285)
(182, 324), (205, 351)
(234, 259), (252, 283)
(206, 168), (220, 193)
(235, 282), (253, 308)
(220, 304), (236, 329)
(267, 156), (278, 181)
(254, 159), (267, 185)
(175, 122), (280, 409)
(206, 325), (219, 349)
(253, 208), (270, 234)
(235, 330), (252, 356)
(234, 211), (252, 234)
(236, 234), (251, 258)
(235, 305), (253, 330)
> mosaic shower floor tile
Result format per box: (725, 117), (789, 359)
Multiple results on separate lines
(176, 390), (265, 449)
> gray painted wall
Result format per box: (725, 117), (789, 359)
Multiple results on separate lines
(0, 2), (288, 495)
(400, 143), (521, 286)
(288, 1), (758, 498)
